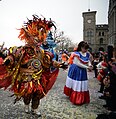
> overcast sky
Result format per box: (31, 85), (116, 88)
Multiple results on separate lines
(0, 0), (109, 48)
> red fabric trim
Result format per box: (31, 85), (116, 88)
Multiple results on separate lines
(64, 86), (90, 105)
(0, 57), (3, 65)
(73, 54), (88, 64)
(10, 68), (59, 97)
(0, 58), (11, 90)
(64, 85), (72, 96)
(43, 69), (59, 93)
(0, 76), (12, 90)
(0, 65), (7, 79)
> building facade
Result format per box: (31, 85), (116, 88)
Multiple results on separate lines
(82, 11), (109, 53)
(82, 11), (96, 52)
(96, 25), (109, 52)
(108, 0), (116, 58)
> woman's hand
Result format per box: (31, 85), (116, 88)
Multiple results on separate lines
(88, 66), (93, 71)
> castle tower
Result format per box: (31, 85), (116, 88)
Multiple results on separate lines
(82, 11), (97, 52)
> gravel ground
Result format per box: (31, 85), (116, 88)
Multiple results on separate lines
(0, 69), (109, 119)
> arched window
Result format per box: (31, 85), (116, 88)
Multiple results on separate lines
(87, 31), (90, 37)
(87, 31), (93, 37)
(90, 31), (93, 36)
(100, 38), (103, 44)
(99, 32), (101, 36)
(102, 32), (104, 36)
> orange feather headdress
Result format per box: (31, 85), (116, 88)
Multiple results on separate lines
(18, 15), (56, 45)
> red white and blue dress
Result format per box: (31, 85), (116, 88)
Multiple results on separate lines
(64, 51), (90, 105)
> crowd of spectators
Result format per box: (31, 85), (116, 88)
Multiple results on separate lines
(93, 51), (116, 119)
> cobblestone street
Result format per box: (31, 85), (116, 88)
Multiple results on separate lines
(0, 69), (109, 119)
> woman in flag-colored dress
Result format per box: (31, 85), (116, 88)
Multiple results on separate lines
(64, 41), (93, 105)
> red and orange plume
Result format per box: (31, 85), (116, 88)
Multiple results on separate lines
(18, 15), (56, 45)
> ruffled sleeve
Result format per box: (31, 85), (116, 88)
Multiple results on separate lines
(73, 56), (89, 69)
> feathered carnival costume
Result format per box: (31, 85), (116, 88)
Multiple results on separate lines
(0, 15), (67, 114)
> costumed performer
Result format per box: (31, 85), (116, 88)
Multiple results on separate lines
(41, 31), (58, 72)
(0, 15), (67, 116)
(41, 31), (58, 61)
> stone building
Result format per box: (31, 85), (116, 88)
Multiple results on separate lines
(82, 11), (109, 53)
(96, 25), (109, 52)
(82, 0), (116, 58)
(108, 0), (116, 58)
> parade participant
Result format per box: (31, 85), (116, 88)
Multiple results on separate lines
(61, 50), (69, 64)
(97, 55), (108, 94)
(93, 55), (99, 78)
(41, 31), (57, 61)
(64, 41), (93, 105)
(41, 31), (58, 72)
(0, 15), (67, 116)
